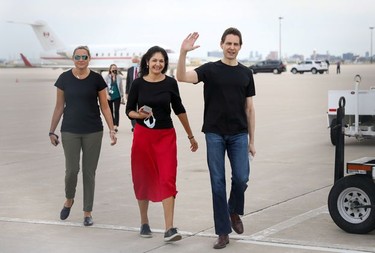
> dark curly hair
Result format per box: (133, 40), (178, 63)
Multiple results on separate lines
(139, 46), (169, 77)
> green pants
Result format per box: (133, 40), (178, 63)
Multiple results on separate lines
(61, 131), (103, 212)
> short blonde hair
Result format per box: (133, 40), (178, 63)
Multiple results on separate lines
(73, 45), (91, 57)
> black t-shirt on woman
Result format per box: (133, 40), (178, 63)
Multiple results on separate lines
(55, 69), (107, 134)
(126, 75), (186, 129)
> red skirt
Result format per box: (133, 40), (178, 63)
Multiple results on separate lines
(131, 124), (178, 202)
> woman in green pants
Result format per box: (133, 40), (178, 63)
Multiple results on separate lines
(48, 45), (117, 226)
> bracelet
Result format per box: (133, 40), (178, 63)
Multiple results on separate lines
(49, 132), (59, 139)
(188, 135), (194, 140)
(110, 130), (116, 134)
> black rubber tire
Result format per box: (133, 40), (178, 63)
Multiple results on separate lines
(291, 68), (297, 74)
(330, 118), (337, 146)
(328, 175), (375, 234)
(311, 68), (317, 74)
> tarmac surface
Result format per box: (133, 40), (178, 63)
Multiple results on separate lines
(1, 65), (375, 253)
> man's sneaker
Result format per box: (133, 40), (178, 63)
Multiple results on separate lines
(140, 224), (152, 238)
(164, 227), (182, 242)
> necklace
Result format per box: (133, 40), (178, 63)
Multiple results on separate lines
(74, 69), (89, 79)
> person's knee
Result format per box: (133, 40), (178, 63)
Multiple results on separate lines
(233, 175), (249, 190)
(65, 167), (79, 178)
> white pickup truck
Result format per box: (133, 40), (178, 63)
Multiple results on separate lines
(327, 75), (375, 145)
(290, 60), (328, 74)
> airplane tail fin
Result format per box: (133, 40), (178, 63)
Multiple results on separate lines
(20, 53), (33, 67)
(29, 20), (66, 51)
(8, 20), (66, 51)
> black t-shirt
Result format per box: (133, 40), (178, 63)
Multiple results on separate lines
(126, 75), (186, 129)
(195, 60), (256, 135)
(55, 69), (107, 134)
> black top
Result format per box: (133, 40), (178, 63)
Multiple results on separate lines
(126, 75), (186, 129)
(195, 60), (256, 135)
(55, 69), (107, 134)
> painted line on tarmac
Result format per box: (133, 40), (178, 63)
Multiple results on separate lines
(0, 216), (194, 236)
(248, 205), (328, 240)
(176, 231), (374, 253)
(238, 240), (373, 253)
(237, 205), (373, 253)
(1, 213), (372, 253)
(0, 216), (136, 230)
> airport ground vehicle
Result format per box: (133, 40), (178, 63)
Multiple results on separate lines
(327, 75), (375, 145)
(327, 96), (375, 234)
(249, 60), (287, 74)
(290, 60), (328, 74)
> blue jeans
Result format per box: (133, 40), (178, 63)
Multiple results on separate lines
(205, 132), (250, 235)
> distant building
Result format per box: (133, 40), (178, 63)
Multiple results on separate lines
(342, 52), (354, 61)
(288, 54), (304, 63)
(249, 51), (262, 61)
(204, 49), (371, 64)
(310, 52), (331, 61)
(266, 51), (278, 60)
(207, 50), (223, 58)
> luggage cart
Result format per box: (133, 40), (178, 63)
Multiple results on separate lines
(327, 96), (375, 234)
(327, 75), (375, 145)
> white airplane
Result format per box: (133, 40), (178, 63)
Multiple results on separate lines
(8, 20), (180, 73)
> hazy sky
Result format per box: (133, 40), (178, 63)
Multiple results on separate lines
(1, 0), (374, 60)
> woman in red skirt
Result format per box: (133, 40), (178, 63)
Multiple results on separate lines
(126, 46), (198, 242)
